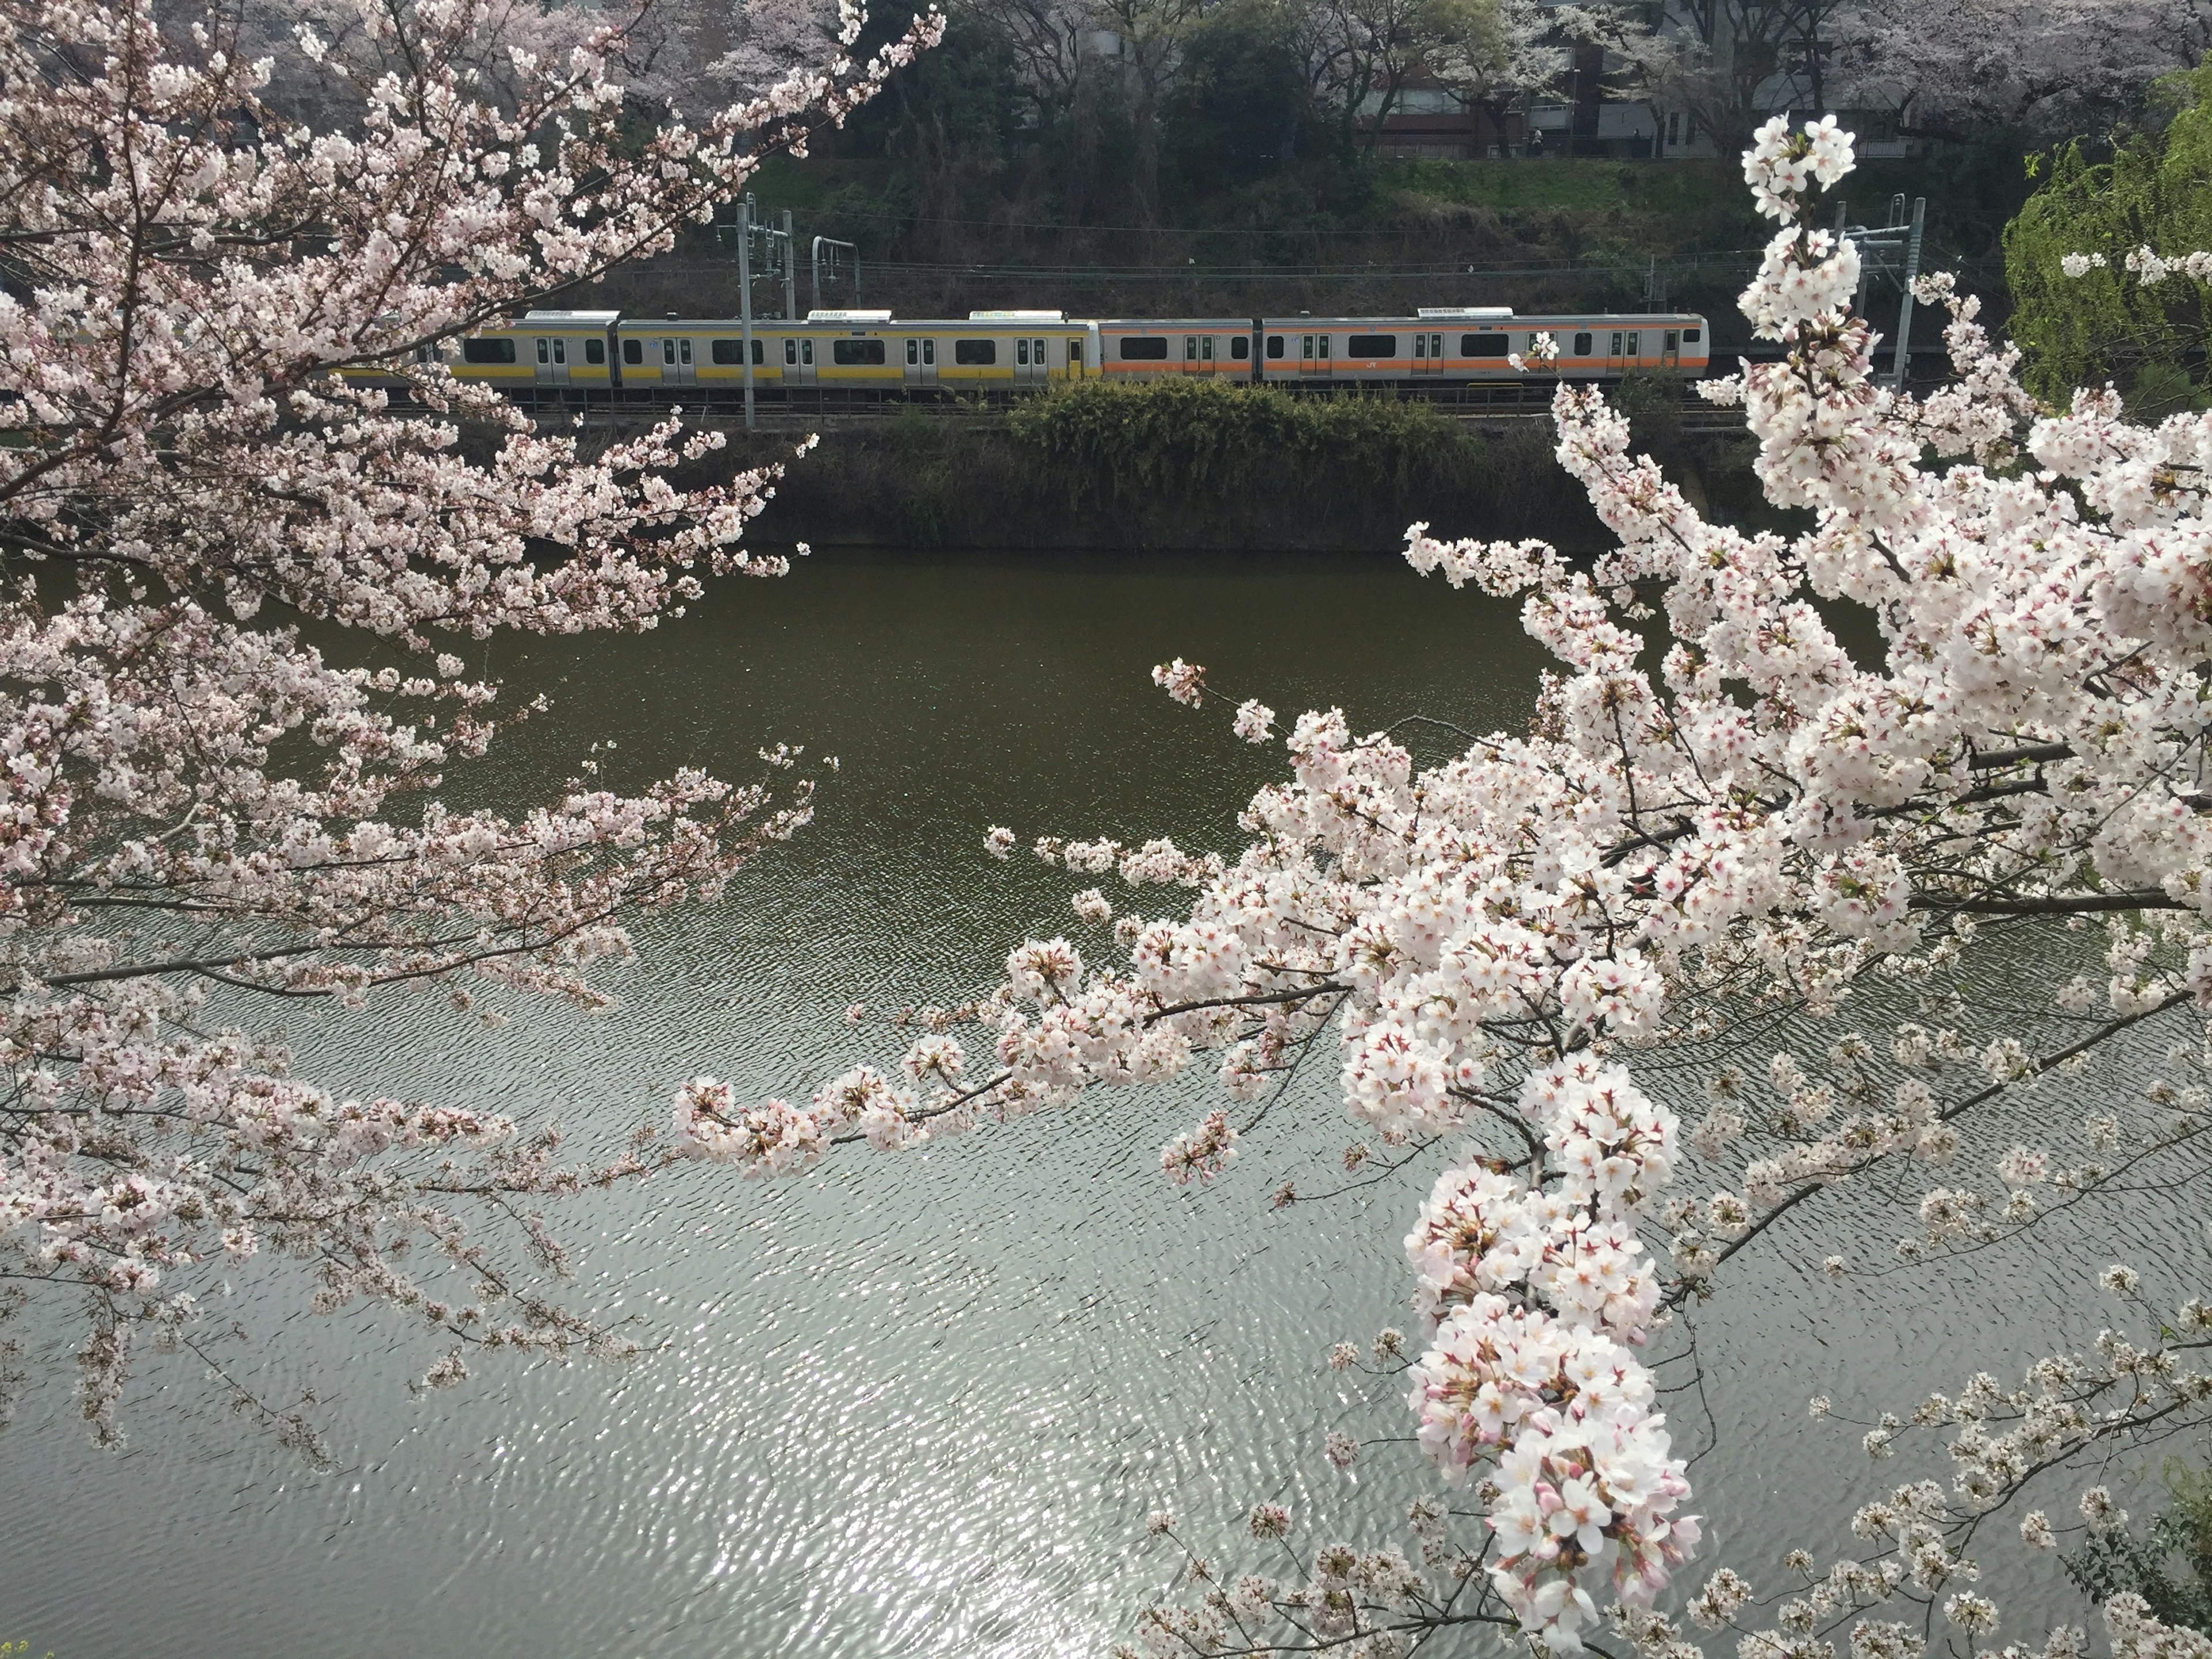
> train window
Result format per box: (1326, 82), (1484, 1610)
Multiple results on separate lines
(1683, 327), (1701, 343)
(1463, 332), (1510, 358)
(1119, 338), (1168, 361)
(1017, 339), (1030, 366)
(923, 340), (935, 365)
(906, 339), (919, 365)
(415, 344), (436, 364)
(1573, 332), (1593, 356)
(1184, 336), (1198, 361)
(710, 339), (753, 365)
(623, 339), (643, 365)
(1626, 331), (1640, 357)
(802, 339), (814, 366)
(662, 339), (676, 366)
(1201, 337), (1214, 362)
(535, 338), (549, 365)
(552, 339), (568, 365)
(1301, 335), (1312, 358)
(1266, 335), (1284, 359)
(1347, 334), (1396, 358)
(464, 338), (518, 363)
(1067, 338), (1084, 366)
(1430, 333), (1442, 359)
(1230, 337), (1249, 361)
(785, 339), (797, 365)
(679, 339), (692, 365)
(585, 338), (605, 365)
(1319, 335), (1330, 358)
(833, 339), (887, 366)
(1033, 338), (1046, 366)
(1413, 335), (1426, 359)
(1664, 329), (1679, 355)
(954, 339), (995, 365)
(1610, 330), (1624, 357)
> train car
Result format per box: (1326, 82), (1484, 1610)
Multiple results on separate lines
(447, 310), (620, 391)
(408, 302), (1711, 404)
(1096, 318), (1256, 378)
(1255, 309), (1711, 384)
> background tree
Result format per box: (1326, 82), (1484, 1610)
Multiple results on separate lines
(2004, 54), (2212, 417)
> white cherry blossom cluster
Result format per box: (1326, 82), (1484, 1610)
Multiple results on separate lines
(728, 113), (2212, 1656)
(0, 0), (938, 1436)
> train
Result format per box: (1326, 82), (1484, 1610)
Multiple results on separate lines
(383, 304), (1711, 400)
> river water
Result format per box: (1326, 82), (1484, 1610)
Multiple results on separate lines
(0, 549), (2197, 1656)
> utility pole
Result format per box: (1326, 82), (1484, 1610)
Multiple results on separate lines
(738, 197), (755, 431)
(782, 209), (797, 321)
(1892, 195), (1925, 393)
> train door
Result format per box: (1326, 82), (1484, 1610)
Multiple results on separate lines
(1200, 335), (1217, 376)
(1412, 331), (1444, 376)
(1661, 328), (1680, 369)
(662, 336), (695, 386)
(1299, 332), (1332, 380)
(1608, 327), (1641, 375)
(1014, 336), (1047, 387)
(536, 335), (569, 385)
(785, 335), (816, 386)
(904, 337), (937, 387)
(1066, 336), (1086, 380)
(1183, 335), (1199, 376)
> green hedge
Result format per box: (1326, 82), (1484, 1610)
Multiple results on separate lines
(1004, 377), (1488, 508)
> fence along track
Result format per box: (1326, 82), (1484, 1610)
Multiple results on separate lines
(523, 378), (1755, 437)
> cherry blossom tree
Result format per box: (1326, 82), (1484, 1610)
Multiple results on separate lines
(684, 113), (2212, 1656)
(1846, 0), (2212, 140)
(0, 0), (938, 1446)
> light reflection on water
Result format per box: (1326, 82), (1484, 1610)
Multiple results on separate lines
(0, 550), (2196, 1657)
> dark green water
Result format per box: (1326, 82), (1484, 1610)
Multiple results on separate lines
(0, 550), (2187, 1656)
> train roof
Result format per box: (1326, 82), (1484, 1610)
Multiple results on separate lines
(1258, 311), (1706, 325)
(516, 309), (620, 325)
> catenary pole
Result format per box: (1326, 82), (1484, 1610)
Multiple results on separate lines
(1892, 196), (1925, 393)
(738, 198), (755, 431)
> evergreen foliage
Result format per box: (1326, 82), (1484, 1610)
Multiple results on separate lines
(1004, 376), (1486, 506)
(2004, 56), (2212, 414)
(2063, 1464), (2212, 1633)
